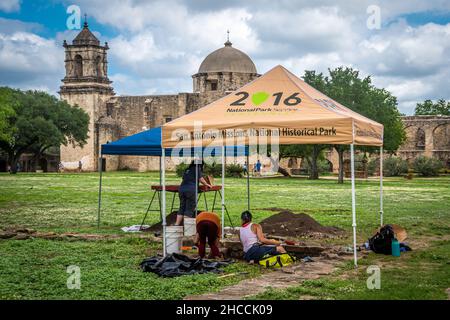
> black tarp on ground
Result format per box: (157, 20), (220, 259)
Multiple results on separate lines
(140, 253), (233, 277)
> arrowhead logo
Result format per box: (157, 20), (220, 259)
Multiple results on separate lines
(251, 91), (270, 106)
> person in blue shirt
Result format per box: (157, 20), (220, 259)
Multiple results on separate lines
(254, 160), (262, 176)
(175, 160), (212, 226)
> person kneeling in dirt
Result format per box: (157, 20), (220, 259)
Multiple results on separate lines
(195, 211), (222, 259)
(239, 211), (286, 262)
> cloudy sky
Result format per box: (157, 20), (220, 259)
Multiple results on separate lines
(1, 0), (450, 114)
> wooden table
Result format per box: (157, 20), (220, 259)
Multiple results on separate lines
(140, 185), (227, 228)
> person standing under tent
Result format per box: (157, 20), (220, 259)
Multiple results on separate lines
(239, 211), (286, 262)
(174, 161), (212, 226)
(195, 211), (222, 259)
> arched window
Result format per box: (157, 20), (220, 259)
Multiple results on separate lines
(74, 55), (83, 77)
(95, 56), (102, 77)
(416, 128), (425, 150)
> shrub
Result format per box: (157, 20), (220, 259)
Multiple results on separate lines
(204, 163), (222, 177)
(413, 156), (443, 177)
(383, 157), (408, 177)
(367, 158), (378, 176)
(225, 164), (244, 178)
(317, 159), (332, 174)
(405, 168), (414, 180)
(175, 163), (189, 177)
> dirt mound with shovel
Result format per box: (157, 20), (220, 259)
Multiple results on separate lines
(259, 209), (344, 238)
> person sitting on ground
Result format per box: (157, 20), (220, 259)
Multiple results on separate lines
(175, 160), (212, 226)
(239, 210), (286, 262)
(194, 211), (222, 259)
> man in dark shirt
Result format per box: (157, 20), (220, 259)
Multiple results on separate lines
(175, 161), (212, 226)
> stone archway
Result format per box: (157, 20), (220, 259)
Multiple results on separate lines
(433, 124), (450, 150)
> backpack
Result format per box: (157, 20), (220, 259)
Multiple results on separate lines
(369, 224), (395, 254)
(258, 253), (296, 268)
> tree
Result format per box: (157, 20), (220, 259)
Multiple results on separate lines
(0, 87), (17, 143)
(0, 88), (90, 173)
(301, 67), (406, 183)
(278, 144), (329, 179)
(415, 99), (450, 116)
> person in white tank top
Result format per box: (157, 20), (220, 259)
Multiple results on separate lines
(239, 211), (286, 262)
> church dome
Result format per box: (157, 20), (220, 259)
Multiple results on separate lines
(198, 40), (257, 74)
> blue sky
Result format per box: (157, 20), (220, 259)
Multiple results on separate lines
(1, 0), (450, 115)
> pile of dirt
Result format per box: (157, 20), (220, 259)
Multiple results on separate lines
(144, 211), (179, 233)
(259, 209), (344, 238)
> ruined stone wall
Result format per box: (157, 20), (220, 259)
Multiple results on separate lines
(398, 115), (450, 166)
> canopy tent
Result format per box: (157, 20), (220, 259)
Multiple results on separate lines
(102, 126), (248, 157)
(161, 65), (385, 266)
(98, 126), (250, 239)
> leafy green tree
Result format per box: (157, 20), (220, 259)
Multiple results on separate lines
(298, 67), (406, 182)
(279, 144), (329, 179)
(415, 99), (450, 116)
(0, 88), (89, 173)
(0, 87), (17, 143)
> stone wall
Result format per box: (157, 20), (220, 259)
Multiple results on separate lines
(60, 91), (113, 171)
(398, 115), (450, 166)
(193, 71), (258, 94)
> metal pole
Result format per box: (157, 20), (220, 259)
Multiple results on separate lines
(97, 155), (103, 229)
(221, 145), (225, 239)
(350, 144), (357, 267)
(159, 156), (162, 220)
(246, 152), (250, 211)
(195, 155), (198, 214)
(161, 149), (167, 257)
(379, 146), (384, 226)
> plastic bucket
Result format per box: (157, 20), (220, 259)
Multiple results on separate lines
(184, 218), (196, 237)
(166, 226), (183, 254)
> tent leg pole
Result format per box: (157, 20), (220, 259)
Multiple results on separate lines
(380, 146), (384, 227)
(350, 144), (357, 267)
(161, 150), (166, 257)
(97, 155), (103, 229)
(221, 145), (225, 239)
(195, 154), (198, 215)
(159, 156), (162, 221)
(247, 153), (250, 211)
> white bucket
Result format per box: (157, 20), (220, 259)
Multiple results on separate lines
(184, 218), (196, 237)
(166, 226), (183, 254)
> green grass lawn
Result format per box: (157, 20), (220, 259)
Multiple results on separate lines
(0, 172), (449, 299)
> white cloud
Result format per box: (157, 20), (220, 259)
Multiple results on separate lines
(2, 0), (450, 114)
(0, 0), (20, 13)
(0, 30), (63, 94)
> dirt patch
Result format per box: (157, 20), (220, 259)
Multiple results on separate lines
(144, 211), (179, 233)
(184, 256), (346, 300)
(259, 209), (344, 238)
(0, 227), (157, 242)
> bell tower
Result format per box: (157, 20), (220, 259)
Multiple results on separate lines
(59, 18), (114, 171)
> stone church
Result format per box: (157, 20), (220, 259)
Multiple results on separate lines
(59, 22), (259, 171)
(58, 22), (450, 173)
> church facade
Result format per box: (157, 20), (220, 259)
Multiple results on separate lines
(59, 22), (258, 171)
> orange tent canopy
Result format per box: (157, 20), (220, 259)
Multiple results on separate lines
(162, 65), (383, 148)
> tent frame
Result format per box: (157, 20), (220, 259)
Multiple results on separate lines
(96, 148), (252, 247)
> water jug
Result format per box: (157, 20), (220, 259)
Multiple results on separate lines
(391, 238), (400, 257)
